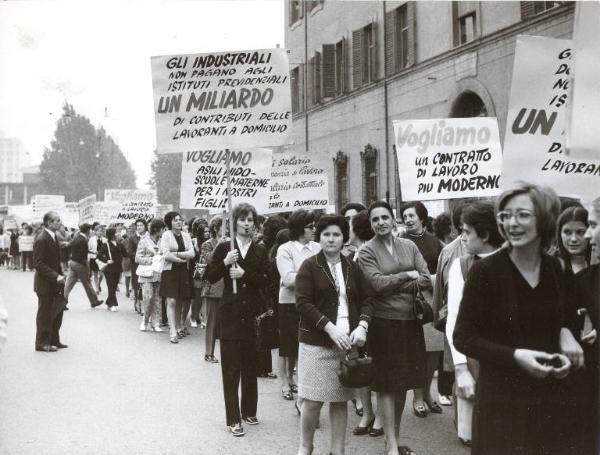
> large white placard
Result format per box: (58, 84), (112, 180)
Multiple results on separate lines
(503, 35), (600, 197)
(151, 48), (291, 153)
(32, 195), (65, 217)
(78, 194), (97, 224)
(268, 152), (330, 213)
(180, 149), (272, 213)
(393, 118), (503, 201)
(104, 189), (157, 224)
(58, 202), (80, 229)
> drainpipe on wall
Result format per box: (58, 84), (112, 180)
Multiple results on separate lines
(383, 1), (391, 204)
(304, 2), (309, 153)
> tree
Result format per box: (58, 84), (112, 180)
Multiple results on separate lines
(40, 103), (137, 200)
(148, 148), (181, 208)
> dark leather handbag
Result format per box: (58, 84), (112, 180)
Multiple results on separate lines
(337, 349), (375, 388)
(413, 282), (434, 325)
(254, 308), (279, 351)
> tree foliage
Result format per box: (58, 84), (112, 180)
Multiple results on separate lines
(148, 148), (181, 208)
(40, 103), (136, 200)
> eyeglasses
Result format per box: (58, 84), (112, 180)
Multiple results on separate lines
(496, 209), (536, 224)
(304, 223), (316, 230)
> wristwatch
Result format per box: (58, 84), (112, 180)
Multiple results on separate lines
(358, 321), (369, 333)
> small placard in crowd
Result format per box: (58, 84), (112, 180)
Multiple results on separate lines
(78, 194), (97, 224)
(104, 189), (157, 224)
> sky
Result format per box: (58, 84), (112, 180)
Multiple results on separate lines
(0, 0), (285, 189)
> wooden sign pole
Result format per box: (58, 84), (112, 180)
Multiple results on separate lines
(225, 149), (237, 294)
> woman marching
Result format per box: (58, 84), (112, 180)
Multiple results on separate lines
(97, 227), (127, 312)
(205, 203), (270, 437)
(295, 214), (372, 455)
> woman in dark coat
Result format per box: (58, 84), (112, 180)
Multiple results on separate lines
(205, 203), (270, 438)
(453, 182), (584, 455)
(97, 227), (126, 311)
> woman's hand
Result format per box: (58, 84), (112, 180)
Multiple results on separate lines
(454, 363), (476, 400)
(513, 349), (555, 379)
(559, 327), (585, 368)
(581, 328), (597, 346)
(107, 260), (114, 265)
(406, 270), (419, 280)
(349, 325), (367, 347)
(229, 264), (245, 279)
(551, 354), (571, 379)
(325, 322), (352, 351)
(223, 249), (239, 266)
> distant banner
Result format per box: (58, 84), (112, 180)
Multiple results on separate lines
(1, 216), (18, 230)
(151, 48), (291, 153)
(78, 194), (96, 224)
(268, 152), (330, 213)
(31, 195), (65, 218)
(503, 35), (600, 198)
(93, 202), (114, 226)
(105, 189), (157, 224)
(7, 205), (35, 223)
(180, 149), (272, 213)
(393, 118), (502, 201)
(58, 203), (80, 229)
(156, 204), (173, 219)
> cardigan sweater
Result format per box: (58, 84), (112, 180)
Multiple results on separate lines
(358, 236), (431, 320)
(159, 230), (195, 271)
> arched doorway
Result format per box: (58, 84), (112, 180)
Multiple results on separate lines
(449, 91), (488, 118)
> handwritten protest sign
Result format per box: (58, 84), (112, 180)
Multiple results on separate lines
(180, 149), (272, 213)
(393, 118), (502, 201)
(7, 205), (35, 224)
(32, 195), (65, 218)
(156, 204), (173, 219)
(1, 216), (18, 230)
(566, 3), (600, 162)
(105, 189), (157, 224)
(268, 152), (330, 213)
(78, 194), (96, 224)
(58, 203), (80, 229)
(503, 35), (600, 197)
(93, 202), (114, 226)
(151, 48), (291, 153)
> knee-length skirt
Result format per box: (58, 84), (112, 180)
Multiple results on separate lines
(298, 342), (353, 403)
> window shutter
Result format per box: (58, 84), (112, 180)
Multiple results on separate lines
(370, 20), (378, 82)
(307, 56), (314, 107)
(322, 44), (336, 98)
(314, 51), (322, 104)
(385, 10), (396, 77)
(352, 28), (363, 89)
(407, 2), (416, 67)
(341, 37), (347, 94)
(520, 1), (536, 19)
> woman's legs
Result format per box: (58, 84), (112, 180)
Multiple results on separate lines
(378, 390), (407, 455)
(106, 270), (119, 307)
(357, 387), (378, 428)
(413, 351), (440, 410)
(125, 276), (131, 297)
(180, 298), (192, 329)
(166, 297), (177, 338)
(299, 399), (323, 455)
(204, 297), (218, 356)
(142, 282), (154, 326)
(191, 293), (202, 325)
(329, 401), (348, 455)
(21, 252), (26, 271)
(279, 356), (291, 393)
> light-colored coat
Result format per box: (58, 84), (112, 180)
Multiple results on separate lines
(159, 230), (195, 271)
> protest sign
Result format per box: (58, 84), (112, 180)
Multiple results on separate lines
(268, 152), (330, 213)
(58, 203), (80, 229)
(78, 194), (97, 224)
(93, 202), (114, 226)
(105, 189), (157, 224)
(180, 149), (272, 213)
(156, 204), (173, 219)
(566, 2), (600, 161)
(31, 195), (65, 218)
(393, 117), (502, 201)
(151, 48), (291, 153)
(7, 205), (35, 224)
(503, 35), (600, 197)
(2, 216), (18, 231)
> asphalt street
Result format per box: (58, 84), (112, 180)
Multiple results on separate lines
(0, 269), (469, 455)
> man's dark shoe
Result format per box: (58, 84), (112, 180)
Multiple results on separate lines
(91, 300), (104, 308)
(35, 345), (57, 352)
(56, 343), (68, 349)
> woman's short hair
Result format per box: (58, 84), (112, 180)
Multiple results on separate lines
(163, 211), (181, 230)
(400, 201), (428, 222)
(315, 214), (349, 244)
(556, 206), (590, 271)
(461, 201), (503, 248)
(208, 215), (223, 239)
(149, 218), (166, 235)
(79, 223), (92, 235)
(352, 210), (374, 242)
(262, 215), (288, 250)
(368, 200), (394, 220)
(288, 209), (315, 241)
(23, 225), (33, 235)
(433, 213), (452, 242)
(106, 227), (116, 241)
(341, 202), (366, 218)
(232, 203), (258, 231)
(135, 218), (148, 230)
(192, 217), (208, 237)
(496, 181), (560, 250)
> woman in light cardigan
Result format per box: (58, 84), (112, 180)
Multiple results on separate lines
(159, 212), (195, 344)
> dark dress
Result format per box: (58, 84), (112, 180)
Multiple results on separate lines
(454, 250), (573, 455)
(98, 240), (125, 308)
(403, 230), (443, 274)
(159, 233), (191, 299)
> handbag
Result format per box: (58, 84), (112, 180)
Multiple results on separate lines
(97, 241), (113, 273)
(337, 349), (375, 388)
(413, 281), (434, 325)
(254, 308), (279, 351)
(136, 264), (154, 277)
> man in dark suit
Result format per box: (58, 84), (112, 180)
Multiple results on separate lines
(64, 223), (104, 308)
(33, 211), (66, 352)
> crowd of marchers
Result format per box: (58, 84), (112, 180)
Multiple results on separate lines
(3, 180), (599, 455)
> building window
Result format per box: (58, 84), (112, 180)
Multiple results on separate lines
(385, 3), (416, 76)
(521, 1), (570, 19)
(291, 66), (301, 113)
(459, 13), (476, 45)
(453, 2), (478, 47)
(321, 39), (346, 99)
(307, 52), (322, 107)
(333, 151), (348, 212)
(361, 145), (378, 207)
(353, 22), (377, 89)
(289, 0), (303, 26)
(307, 0), (324, 13)
(335, 39), (345, 96)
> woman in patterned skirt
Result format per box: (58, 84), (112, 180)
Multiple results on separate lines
(295, 214), (373, 455)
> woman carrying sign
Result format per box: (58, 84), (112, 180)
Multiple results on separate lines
(205, 203), (270, 437)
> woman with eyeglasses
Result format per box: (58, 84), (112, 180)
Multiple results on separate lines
(159, 211), (195, 344)
(454, 182), (584, 455)
(276, 210), (321, 403)
(358, 201), (431, 455)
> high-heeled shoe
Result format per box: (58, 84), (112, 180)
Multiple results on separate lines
(352, 417), (375, 435)
(282, 388), (294, 401)
(424, 398), (443, 414)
